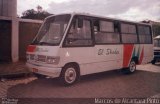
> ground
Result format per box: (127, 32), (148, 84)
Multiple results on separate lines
(0, 63), (160, 103)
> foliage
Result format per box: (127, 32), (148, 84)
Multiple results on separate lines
(21, 6), (52, 20)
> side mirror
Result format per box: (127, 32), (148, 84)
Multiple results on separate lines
(78, 18), (83, 28)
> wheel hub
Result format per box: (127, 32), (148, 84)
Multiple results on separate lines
(65, 68), (76, 83)
(130, 61), (136, 72)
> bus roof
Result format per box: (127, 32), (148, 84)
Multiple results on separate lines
(154, 35), (160, 39)
(46, 12), (152, 26)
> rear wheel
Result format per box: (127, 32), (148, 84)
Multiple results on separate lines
(60, 64), (80, 86)
(123, 60), (136, 74)
(151, 59), (156, 64)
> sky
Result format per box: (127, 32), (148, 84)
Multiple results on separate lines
(18, 0), (160, 21)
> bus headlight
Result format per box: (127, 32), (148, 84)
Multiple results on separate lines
(46, 56), (60, 64)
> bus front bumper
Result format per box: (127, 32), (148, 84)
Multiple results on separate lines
(26, 62), (62, 78)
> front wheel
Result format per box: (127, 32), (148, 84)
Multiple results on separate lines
(123, 60), (136, 74)
(60, 64), (80, 86)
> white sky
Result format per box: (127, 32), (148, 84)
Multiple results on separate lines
(18, 0), (160, 21)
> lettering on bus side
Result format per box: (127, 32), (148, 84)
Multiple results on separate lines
(98, 48), (119, 55)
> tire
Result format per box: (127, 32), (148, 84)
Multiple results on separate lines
(151, 60), (156, 64)
(123, 60), (136, 74)
(60, 64), (80, 86)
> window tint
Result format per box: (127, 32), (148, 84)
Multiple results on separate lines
(138, 25), (152, 44)
(121, 23), (136, 34)
(65, 19), (93, 46)
(94, 20), (120, 44)
(121, 23), (138, 43)
(100, 21), (114, 32)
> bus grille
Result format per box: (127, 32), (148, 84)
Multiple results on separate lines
(37, 55), (46, 62)
(28, 54), (46, 62)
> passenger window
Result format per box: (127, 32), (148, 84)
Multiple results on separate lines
(65, 19), (93, 46)
(100, 21), (114, 32)
(138, 25), (152, 44)
(94, 20), (120, 44)
(121, 23), (138, 43)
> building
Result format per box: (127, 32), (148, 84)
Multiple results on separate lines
(0, 0), (42, 62)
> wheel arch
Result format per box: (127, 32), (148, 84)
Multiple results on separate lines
(132, 56), (139, 64)
(62, 62), (80, 75)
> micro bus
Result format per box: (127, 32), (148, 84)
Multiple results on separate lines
(26, 13), (153, 85)
(152, 35), (160, 64)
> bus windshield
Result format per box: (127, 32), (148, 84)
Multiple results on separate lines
(32, 14), (71, 46)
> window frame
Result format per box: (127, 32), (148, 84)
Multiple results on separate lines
(120, 21), (139, 44)
(63, 15), (95, 47)
(62, 14), (153, 47)
(93, 18), (121, 45)
(137, 24), (152, 44)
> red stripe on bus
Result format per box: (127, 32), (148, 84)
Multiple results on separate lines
(139, 47), (144, 64)
(27, 45), (36, 52)
(123, 44), (134, 67)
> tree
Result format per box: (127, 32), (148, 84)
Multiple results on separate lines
(21, 5), (52, 20)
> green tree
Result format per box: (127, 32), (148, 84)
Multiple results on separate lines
(21, 5), (52, 20)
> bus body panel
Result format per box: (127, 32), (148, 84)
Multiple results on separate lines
(26, 43), (153, 77)
(26, 45), (61, 68)
(141, 44), (153, 64)
(59, 45), (123, 75)
(58, 44), (153, 75)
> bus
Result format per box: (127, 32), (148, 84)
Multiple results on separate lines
(152, 35), (160, 64)
(26, 13), (153, 85)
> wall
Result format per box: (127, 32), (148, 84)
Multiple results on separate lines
(0, 0), (17, 17)
(0, 18), (42, 62)
(19, 19), (42, 60)
(0, 20), (11, 62)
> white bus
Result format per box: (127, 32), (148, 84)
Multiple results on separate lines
(26, 13), (153, 85)
(152, 35), (160, 64)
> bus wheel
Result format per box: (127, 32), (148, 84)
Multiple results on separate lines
(60, 64), (79, 86)
(151, 60), (156, 64)
(123, 60), (136, 74)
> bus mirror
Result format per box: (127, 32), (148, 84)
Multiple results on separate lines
(78, 18), (83, 28)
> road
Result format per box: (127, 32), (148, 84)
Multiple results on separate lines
(0, 63), (160, 99)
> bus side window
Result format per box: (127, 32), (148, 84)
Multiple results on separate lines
(94, 20), (120, 44)
(121, 23), (138, 43)
(65, 19), (93, 46)
(138, 25), (152, 44)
